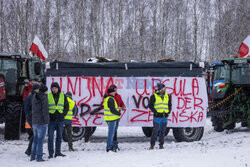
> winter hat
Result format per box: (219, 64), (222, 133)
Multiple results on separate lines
(51, 82), (60, 89)
(31, 84), (40, 91)
(66, 91), (72, 98)
(107, 88), (115, 94)
(109, 84), (117, 89)
(157, 83), (165, 90)
(40, 84), (48, 93)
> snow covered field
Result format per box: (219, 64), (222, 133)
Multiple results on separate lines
(0, 119), (250, 167)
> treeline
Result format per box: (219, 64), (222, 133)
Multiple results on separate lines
(0, 0), (248, 62)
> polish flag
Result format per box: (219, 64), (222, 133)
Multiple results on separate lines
(29, 36), (48, 61)
(238, 35), (250, 58)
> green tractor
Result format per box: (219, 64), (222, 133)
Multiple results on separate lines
(0, 52), (44, 140)
(210, 57), (250, 132)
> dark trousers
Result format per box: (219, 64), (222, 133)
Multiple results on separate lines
(150, 117), (167, 146)
(64, 124), (73, 149)
(48, 120), (64, 156)
(26, 129), (33, 154)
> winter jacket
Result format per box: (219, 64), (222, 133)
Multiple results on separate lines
(103, 94), (121, 117)
(49, 89), (69, 122)
(24, 92), (35, 126)
(32, 92), (49, 125)
(114, 93), (125, 108)
(149, 91), (172, 118)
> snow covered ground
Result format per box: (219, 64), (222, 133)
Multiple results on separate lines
(0, 119), (250, 167)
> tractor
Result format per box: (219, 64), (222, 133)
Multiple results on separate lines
(210, 57), (250, 131)
(0, 52), (44, 140)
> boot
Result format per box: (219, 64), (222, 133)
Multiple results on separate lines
(69, 147), (75, 151)
(149, 145), (154, 150)
(159, 145), (164, 149)
(54, 153), (66, 157)
(37, 159), (46, 162)
(48, 155), (53, 159)
(25, 150), (31, 156)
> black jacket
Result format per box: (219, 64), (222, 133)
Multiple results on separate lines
(149, 91), (172, 118)
(49, 90), (69, 122)
(24, 92), (35, 126)
(32, 92), (49, 124)
(103, 94), (121, 118)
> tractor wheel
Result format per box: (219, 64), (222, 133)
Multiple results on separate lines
(142, 127), (153, 137)
(173, 127), (204, 142)
(4, 102), (22, 140)
(211, 116), (224, 132)
(72, 127), (86, 142)
(84, 127), (96, 142)
(142, 127), (170, 137)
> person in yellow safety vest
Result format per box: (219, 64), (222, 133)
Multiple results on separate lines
(64, 91), (78, 151)
(103, 87), (121, 152)
(148, 83), (172, 150)
(47, 82), (69, 159)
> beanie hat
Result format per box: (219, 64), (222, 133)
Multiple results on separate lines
(109, 84), (117, 89)
(107, 88), (115, 94)
(32, 84), (40, 91)
(40, 84), (48, 93)
(157, 83), (165, 90)
(66, 91), (72, 98)
(51, 82), (60, 89)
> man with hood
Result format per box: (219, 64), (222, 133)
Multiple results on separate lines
(24, 84), (40, 156)
(30, 84), (49, 162)
(47, 82), (69, 158)
(149, 83), (171, 150)
(103, 87), (121, 152)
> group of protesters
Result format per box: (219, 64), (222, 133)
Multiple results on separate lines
(24, 81), (171, 161)
(104, 83), (171, 152)
(24, 82), (77, 162)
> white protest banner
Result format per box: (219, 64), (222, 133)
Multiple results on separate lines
(47, 76), (208, 127)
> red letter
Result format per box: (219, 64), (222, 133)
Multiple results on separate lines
(172, 111), (179, 123)
(192, 78), (199, 96)
(93, 114), (103, 125)
(67, 77), (78, 95)
(92, 77), (104, 97)
(194, 97), (204, 110)
(177, 97), (185, 110)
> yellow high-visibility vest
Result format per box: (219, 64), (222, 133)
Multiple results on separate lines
(103, 96), (120, 121)
(65, 97), (75, 120)
(154, 93), (170, 114)
(48, 92), (65, 114)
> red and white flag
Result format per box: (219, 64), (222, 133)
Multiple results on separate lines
(238, 35), (250, 58)
(29, 36), (48, 61)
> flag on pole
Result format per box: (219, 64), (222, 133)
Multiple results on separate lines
(238, 35), (250, 58)
(29, 36), (48, 61)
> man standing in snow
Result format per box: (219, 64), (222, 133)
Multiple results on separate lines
(30, 84), (49, 162)
(149, 83), (171, 149)
(64, 91), (78, 151)
(24, 84), (40, 156)
(103, 87), (121, 152)
(47, 82), (69, 158)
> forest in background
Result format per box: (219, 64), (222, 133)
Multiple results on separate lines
(0, 0), (249, 62)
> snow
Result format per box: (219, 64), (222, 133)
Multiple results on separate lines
(0, 119), (250, 167)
